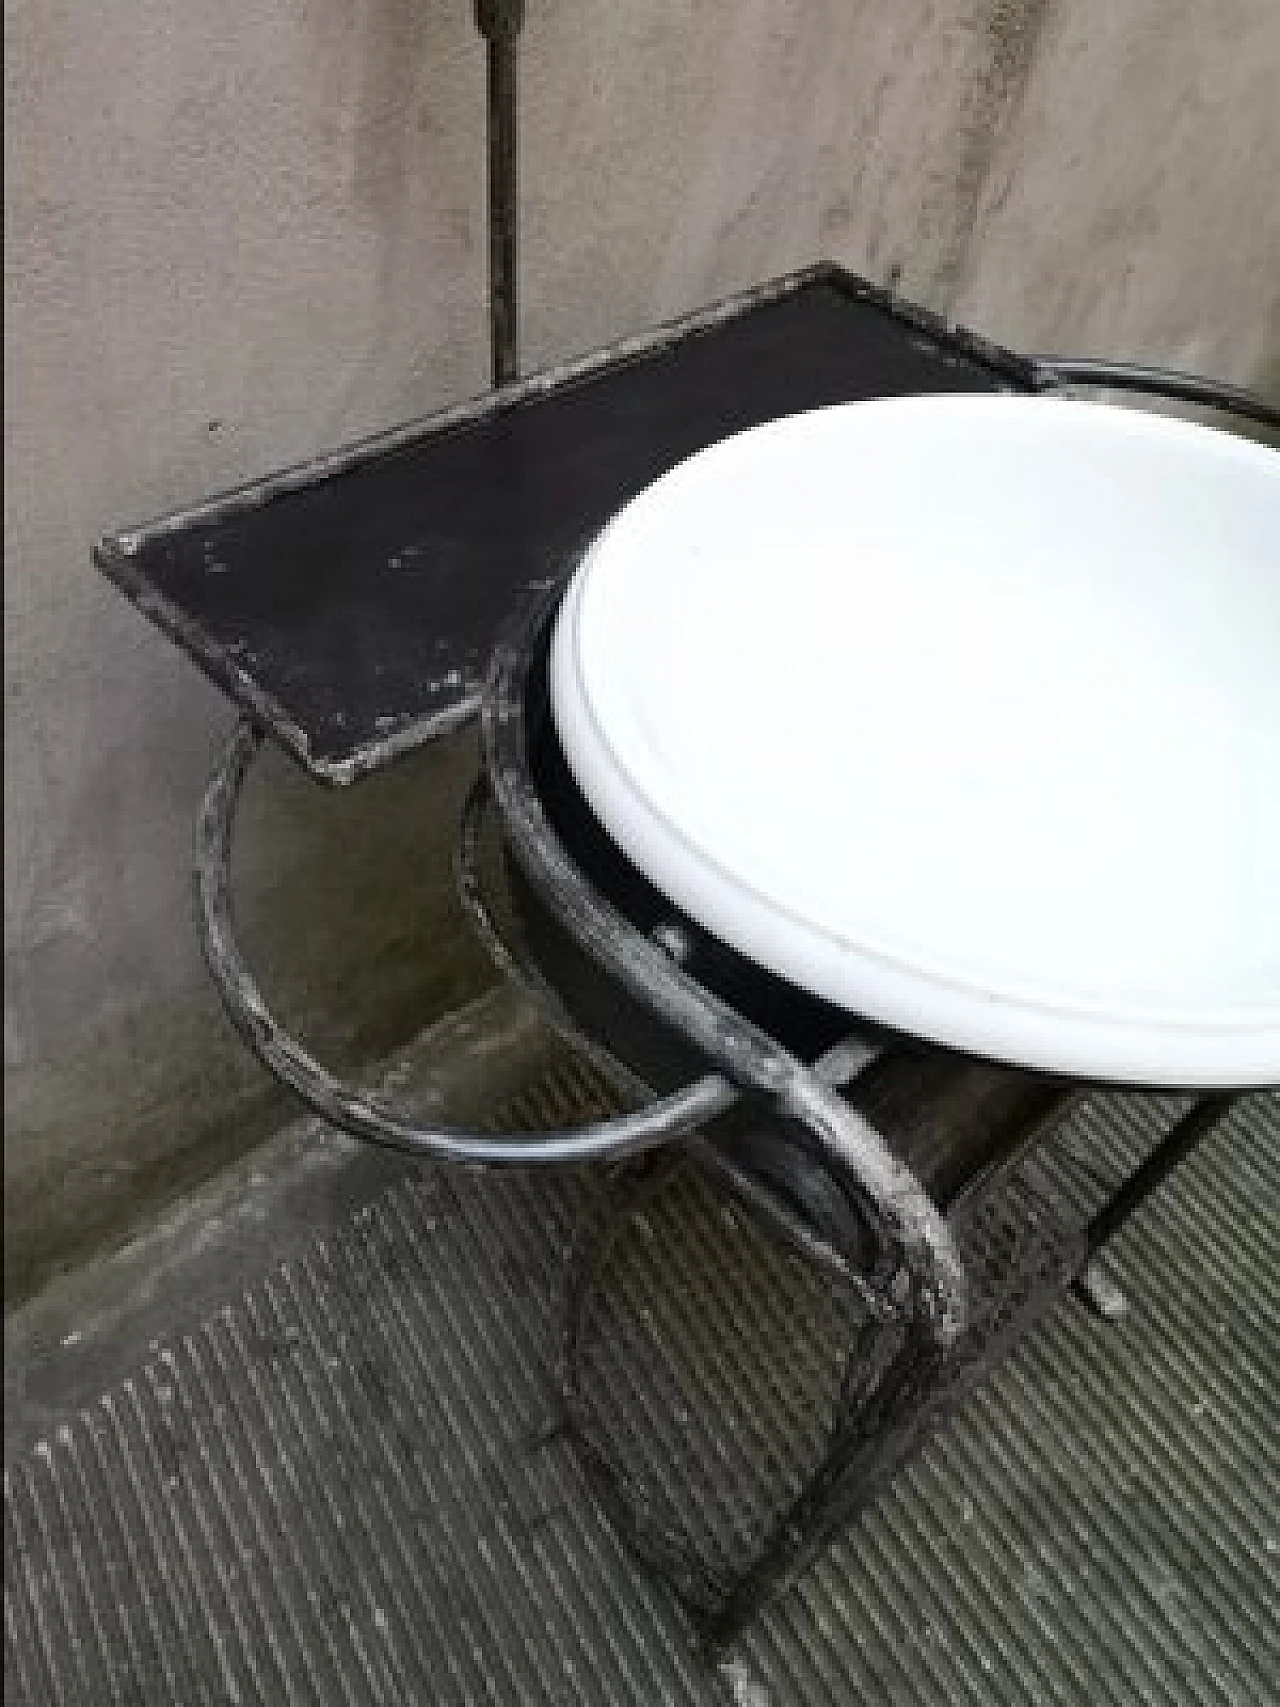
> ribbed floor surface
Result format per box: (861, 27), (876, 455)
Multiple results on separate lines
(5, 1075), (1278, 1706)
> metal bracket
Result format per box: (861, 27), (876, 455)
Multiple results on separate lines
(474, 0), (525, 385)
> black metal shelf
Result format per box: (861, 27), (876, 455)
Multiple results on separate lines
(94, 264), (1038, 784)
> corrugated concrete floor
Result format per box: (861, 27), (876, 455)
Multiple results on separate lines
(5, 999), (1278, 1706)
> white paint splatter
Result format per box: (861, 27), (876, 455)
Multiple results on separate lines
(719, 1658), (771, 1706)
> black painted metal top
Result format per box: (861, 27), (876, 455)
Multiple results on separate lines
(95, 264), (1039, 784)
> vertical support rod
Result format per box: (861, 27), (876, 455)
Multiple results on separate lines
(1081, 1093), (1236, 1266)
(474, 0), (524, 386)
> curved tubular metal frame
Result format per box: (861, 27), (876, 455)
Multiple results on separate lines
(195, 717), (734, 1166)
(482, 589), (965, 1350)
(463, 767), (889, 1290)
(456, 769), (690, 1104)
(196, 729), (884, 1191)
(189, 352), (1266, 1641)
(191, 359), (1269, 1322)
(1031, 356), (1280, 433)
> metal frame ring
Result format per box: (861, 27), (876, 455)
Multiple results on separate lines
(1030, 357), (1280, 433)
(195, 716), (739, 1165)
(483, 590), (966, 1349)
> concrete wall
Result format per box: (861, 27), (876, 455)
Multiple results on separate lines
(6, 0), (1279, 1303)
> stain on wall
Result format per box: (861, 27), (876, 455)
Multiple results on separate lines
(5, 0), (1279, 1304)
(949, 0), (1280, 376)
(927, 0), (1054, 301)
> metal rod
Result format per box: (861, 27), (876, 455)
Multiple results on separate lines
(195, 716), (739, 1164)
(474, 0), (524, 386)
(1081, 1094), (1236, 1264)
(1032, 357), (1280, 433)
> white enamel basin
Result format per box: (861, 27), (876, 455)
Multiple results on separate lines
(550, 396), (1280, 1087)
